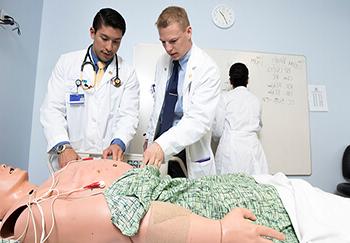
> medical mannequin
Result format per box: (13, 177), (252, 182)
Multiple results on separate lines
(0, 160), (284, 243)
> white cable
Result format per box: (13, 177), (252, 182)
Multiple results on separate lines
(13, 158), (105, 242)
(33, 201), (46, 243)
(47, 154), (55, 175)
(40, 158), (82, 202)
(40, 191), (60, 243)
(26, 202), (38, 243)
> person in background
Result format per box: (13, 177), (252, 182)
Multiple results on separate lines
(40, 8), (139, 170)
(143, 6), (221, 179)
(212, 62), (268, 175)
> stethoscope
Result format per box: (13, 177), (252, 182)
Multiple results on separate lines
(75, 44), (121, 90)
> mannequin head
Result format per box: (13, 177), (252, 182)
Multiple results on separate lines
(0, 164), (28, 188)
(0, 164), (35, 220)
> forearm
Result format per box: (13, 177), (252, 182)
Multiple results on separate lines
(133, 202), (221, 243)
(186, 213), (222, 243)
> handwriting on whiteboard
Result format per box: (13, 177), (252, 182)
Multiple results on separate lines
(248, 55), (305, 106)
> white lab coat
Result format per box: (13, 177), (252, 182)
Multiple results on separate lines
(212, 86), (268, 175)
(146, 44), (221, 179)
(40, 49), (139, 155)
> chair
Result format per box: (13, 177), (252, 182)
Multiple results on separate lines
(168, 156), (188, 177)
(337, 145), (350, 196)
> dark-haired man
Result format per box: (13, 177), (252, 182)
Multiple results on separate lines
(40, 8), (139, 169)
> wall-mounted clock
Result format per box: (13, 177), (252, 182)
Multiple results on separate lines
(211, 4), (235, 29)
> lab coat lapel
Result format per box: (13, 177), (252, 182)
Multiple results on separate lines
(183, 47), (198, 95)
(183, 64), (195, 95)
(154, 61), (171, 123)
(159, 61), (171, 101)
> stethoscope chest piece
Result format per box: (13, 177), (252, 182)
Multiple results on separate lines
(75, 79), (82, 87)
(112, 77), (122, 88)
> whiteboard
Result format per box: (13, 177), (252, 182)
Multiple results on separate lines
(130, 43), (311, 175)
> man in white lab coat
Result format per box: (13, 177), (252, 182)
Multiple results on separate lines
(40, 8), (139, 169)
(143, 6), (221, 179)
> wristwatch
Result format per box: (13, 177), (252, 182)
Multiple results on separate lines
(56, 144), (73, 154)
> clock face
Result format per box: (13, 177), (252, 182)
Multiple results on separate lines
(211, 4), (235, 29)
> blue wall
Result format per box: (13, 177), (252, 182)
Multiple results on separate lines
(0, 0), (43, 170)
(2, 0), (350, 193)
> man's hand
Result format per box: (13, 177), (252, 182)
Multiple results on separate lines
(102, 144), (124, 161)
(143, 142), (164, 168)
(58, 149), (80, 168)
(221, 208), (285, 243)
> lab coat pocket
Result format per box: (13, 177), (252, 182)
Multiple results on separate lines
(190, 158), (215, 179)
(65, 94), (84, 143)
(194, 157), (211, 163)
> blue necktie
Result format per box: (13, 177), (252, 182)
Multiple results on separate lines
(156, 61), (180, 138)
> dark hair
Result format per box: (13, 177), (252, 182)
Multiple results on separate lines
(92, 8), (126, 35)
(229, 62), (249, 87)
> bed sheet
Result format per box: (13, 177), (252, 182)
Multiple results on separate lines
(255, 173), (350, 243)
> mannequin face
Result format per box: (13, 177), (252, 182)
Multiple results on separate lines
(0, 164), (29, 219)
(0, 164), (28, 194)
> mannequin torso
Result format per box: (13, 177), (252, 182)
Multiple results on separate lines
(1, 160), (134, 242)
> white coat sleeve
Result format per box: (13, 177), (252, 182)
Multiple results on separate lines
(40, 56), (70, 152)
(212, 94), (226, 142)
(110, 66), (140, 148)
(156, 61), (221, 156)
(145, 62), (163, 142)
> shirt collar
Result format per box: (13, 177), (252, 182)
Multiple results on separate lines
(177, 47), (191, 70)
(90, 46), (113, 70)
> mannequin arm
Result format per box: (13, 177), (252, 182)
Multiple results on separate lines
(133, 201), (220, 243)
(133, 201), (285, 243)
(221, 208), (285, 243)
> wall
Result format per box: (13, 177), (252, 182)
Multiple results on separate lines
(0, 0), (43, 170)
(23, 0), (350, 192)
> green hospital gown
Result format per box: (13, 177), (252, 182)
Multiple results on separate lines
(104, 166), (298, 242)
(0, 239), (17, 243)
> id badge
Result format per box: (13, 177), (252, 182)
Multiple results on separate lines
(69, 93), (85, 105)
